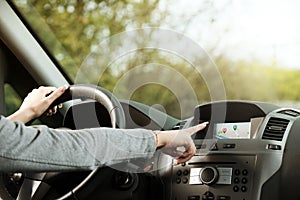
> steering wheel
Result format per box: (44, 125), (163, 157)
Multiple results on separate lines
(14, 84), (126, 200)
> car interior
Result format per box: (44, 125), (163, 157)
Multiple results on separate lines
(1, 0), (300, 200)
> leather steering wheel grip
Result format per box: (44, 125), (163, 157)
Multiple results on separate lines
(51, 84), (126, 129)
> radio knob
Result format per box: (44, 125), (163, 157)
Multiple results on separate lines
(199, 167), (219, 185)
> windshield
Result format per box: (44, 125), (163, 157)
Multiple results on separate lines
(11, 0), (300, 119)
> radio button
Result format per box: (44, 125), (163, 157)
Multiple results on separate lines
(242, 169), (248, 176)
(241, 186), (247, 192)
(202, 191), (215, 200)
(176, 170), (182, 176)
(216, 175), (232, 185)
(183, 169), (189, 176)
(188, 195), (200, 200)
(182, 177), (189, 184)
(190, 168), (201, 176)
(217, 196), (231, 200)
(218, 168), (232, 176)
(189, 176), (202, 185)
(176, 177), (181, 184)
(223, 143), (236, 149)
(233, 177), (240, 184)
(210, 143), (218, 151)
(241, 177), (247, 184)
(233, 185), (239, 192)
(200, 167), (219, 185)
(234, 169), (240, 176)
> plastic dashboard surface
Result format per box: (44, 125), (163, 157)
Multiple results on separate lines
(60, 100), (300, 200)
(156, 100), (300, 200)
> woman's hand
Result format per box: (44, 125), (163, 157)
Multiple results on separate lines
(155, 122), (208, 164)
(8, 86), (67, 123)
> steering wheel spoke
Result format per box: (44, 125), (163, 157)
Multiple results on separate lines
(16, 173), (51, 200)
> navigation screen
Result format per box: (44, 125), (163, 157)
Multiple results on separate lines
(214, 122), (251, 139)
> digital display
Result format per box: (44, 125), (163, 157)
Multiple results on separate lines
(214, 122), (251, 139)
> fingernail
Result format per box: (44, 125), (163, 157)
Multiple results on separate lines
(202, 121), (209, 126)
(60, 85), (69, 91)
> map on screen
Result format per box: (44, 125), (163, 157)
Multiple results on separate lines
(214, 122), (251, 139)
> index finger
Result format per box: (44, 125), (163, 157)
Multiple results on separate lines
(47, 86), (68, 104)
(185, 122), (209, 136)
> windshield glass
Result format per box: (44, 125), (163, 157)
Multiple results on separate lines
(11, 0), (300, 119)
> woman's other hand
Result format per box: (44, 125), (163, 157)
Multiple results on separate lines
(7, 86), (67, 123)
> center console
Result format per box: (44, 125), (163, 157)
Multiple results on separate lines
(156, 101), (300, 200)
(173, 154), (255, 200)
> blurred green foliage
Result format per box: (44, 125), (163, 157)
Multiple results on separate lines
(5, 85), (21, 115)
(8, 0), (300, 118)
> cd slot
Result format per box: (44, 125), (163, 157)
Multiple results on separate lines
(188, 161), (237, 165)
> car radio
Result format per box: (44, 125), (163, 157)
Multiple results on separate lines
(172, 154), (255, 200)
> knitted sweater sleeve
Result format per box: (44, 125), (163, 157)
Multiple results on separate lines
(0, 116), (156, 172)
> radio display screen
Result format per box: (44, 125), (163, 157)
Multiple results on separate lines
(213, 122), (251, 139)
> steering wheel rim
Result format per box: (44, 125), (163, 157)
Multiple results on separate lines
(16, 84), (126, 200)
(54, 84), (126, 129)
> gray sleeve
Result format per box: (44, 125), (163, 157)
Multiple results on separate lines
(0, 116), (156, 172)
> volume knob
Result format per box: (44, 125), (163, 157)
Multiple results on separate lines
(199, 167), (219, 185)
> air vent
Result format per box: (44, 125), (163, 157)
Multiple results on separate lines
(278, 109), (300, 117)
(262, 117), (289, 141)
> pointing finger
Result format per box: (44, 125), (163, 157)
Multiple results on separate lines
(185, 122), (209, 136)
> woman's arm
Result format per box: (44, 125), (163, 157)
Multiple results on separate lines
(0, 116), (156, 171)
(0, 116), (207, 172)
(3, 85), (207, 171)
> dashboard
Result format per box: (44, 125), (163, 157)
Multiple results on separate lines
(154, 101), (300, 200)
(59, 100), (300, 200)
(2, 97), (300, 200)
